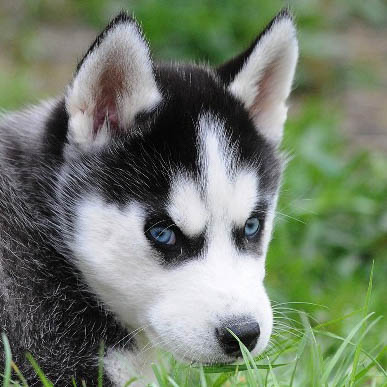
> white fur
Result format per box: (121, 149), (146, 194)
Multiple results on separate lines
(104, 340), (159, 386)
(167, 175), (208, 236)
(229, 16), (298, 144)
(66, 21), (162, 150)
(198, 113), (259, 226)
(72, 199), (159, 328)
(72, 113), (276, 385)
(0, 99), (59, 150)
(104, 349), (140, 386)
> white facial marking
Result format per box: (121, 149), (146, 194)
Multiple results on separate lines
(167, 114), (260, 235)
(231, 169), (260, 225)
(72, 196), (161, 328)
(198, 113), (259, 227)
(168, 175), (208, 236)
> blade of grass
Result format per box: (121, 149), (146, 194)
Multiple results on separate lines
(2, 333), (12, 387)
(11, 361), (28, 387)
(290, 328), (309, 387)
(314, 308), (363, 330)
(267, 358), (280, 387)
(321, 312), (374, 383)
(240, 347), (258, 387)
(349, 261), (374, 386)
(199, 366), (207, 387)
(262, 342), (293, 387)
(202, 363), (287, 374)
(183, 362), (191, 387)
(289, 356), (300, 387)
(316, 328), (386, 376)
(25, 353), (53, 387)
(212, 373), (231, 387)
(262, 336), (297, 359)
(166, 375), (181, 387)
(200, 332), (291, 375)
(330, 344), (356, 386)
(301, 313), (323, 386)
(236, 333), (266, 386)
(123, 377), (140, 386)
(353, 345), (387, 382)
(234, 364), (239, 376)
(151, 363), (165, 386)
(226, 328), (259, 386)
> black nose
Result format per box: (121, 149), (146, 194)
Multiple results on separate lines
(215, 317), (260, 356)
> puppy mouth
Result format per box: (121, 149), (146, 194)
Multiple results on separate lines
(174, 352), (250, 367)
(144, 325), (265, 366)
(161, 348), (245, 366)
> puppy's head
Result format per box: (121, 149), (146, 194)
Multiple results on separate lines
(56, 10), (298, 363)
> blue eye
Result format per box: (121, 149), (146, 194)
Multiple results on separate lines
(244, 217), (260, 238)
(149, 226), (176, 245)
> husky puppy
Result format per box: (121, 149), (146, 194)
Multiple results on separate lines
(0, 9), (298, 386)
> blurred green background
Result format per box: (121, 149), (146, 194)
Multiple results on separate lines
(1, 0), (386, 367)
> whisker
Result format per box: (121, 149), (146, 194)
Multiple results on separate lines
(275, 211), (306, 224)
(273, 313), (304, 327)
(272, 300), (328, 309)
(111, 324), (151, 350)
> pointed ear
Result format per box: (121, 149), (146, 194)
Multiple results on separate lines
(65, 12), (162, 150)
(218, 10), (298, 145)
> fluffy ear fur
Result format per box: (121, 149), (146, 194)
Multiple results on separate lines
(65, 12), (162, 150)
(218, 9), (298, 145)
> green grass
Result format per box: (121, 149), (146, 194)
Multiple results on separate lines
(1, 267), (385, 386)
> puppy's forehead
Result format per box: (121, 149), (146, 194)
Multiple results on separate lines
(168, 176), (208, 236)
(168, 112), (259, 236)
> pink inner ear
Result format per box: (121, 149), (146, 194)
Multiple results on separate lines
(93, 100), (120, 135)
(93, 66), (124, 135)
(251, 59), (279, 118)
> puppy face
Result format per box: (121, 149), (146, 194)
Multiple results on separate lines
(70, 111), (280, 362)
(55, 10), (298, 363)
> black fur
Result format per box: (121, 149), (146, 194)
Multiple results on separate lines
(0, 11), (285, 385)
(0, 158), (132, 385)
